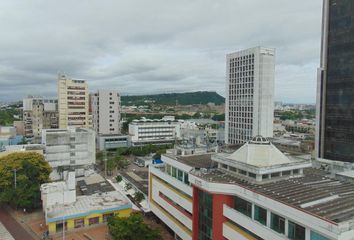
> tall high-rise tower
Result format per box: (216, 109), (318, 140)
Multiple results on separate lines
(225, 47), (275, 145)
(58, 74), (89, 129)
(316, 0), (354, 163)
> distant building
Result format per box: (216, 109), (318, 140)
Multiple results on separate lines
(13, 121), (24, 136)
(0, 144), (44, 158)
(129, 117), (180, 146)
(225, 46), (275, 145)
(150, 136), (354, 239)
(41, 172), (132, 234)
(23, 96), (58, 143)
(58, 74), (89, 129)
(316, 0), (354, 164)
(0, 126), (22, 148)
(91, 90), (121, 135)
(96, 134), (129, 151)
(91, 90), (125, 150)
(42, 128), (95, 180)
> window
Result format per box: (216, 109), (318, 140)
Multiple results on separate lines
(310, 231), (330, 240)
(240, 170), (247, 175)
(222, 164), (228, 169)
(74, 218), (84, 228)
(184, 173), (189, 185)
(229, 166), (236, 172)
(262, 174), (269, 179)
(288, 221), (305, 240)
(293, 169), (299, 174)
(103, 213), (114, 222)
(254, 205), (267, 225)
(89, 217), (99, 225)
(270, 213), (285, 234)
(282, 171), (291, 176)
(177, 169), (183, 181)
(235, 196), (252, 218)
(166, 164), (172, 175)
(271, 172), (280, 178)
(249, 172), (256, 179)
(172, 167), (177, 178)
(198, 190), (213, 240)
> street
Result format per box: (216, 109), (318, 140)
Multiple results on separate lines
(0, 206), (35, 240)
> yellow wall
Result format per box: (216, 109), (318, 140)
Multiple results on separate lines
(48, 208), (132, 234)
(48, 222), (56, 234)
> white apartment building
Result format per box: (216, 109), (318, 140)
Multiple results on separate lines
(42, 128), (95, 180)
(129, 117), (180, 146)
(58, 74), (89, 129)
(91, 90), (121, 135)
(149, 136), (354, 240)
(225, 46), (275, 145)
(23, 96), (58, 143)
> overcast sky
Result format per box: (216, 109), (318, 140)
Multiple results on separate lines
(0, 0), (322, 103)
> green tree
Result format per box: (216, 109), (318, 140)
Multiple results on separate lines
(116, 175), (123, 183)
(125, 183), (132, 191)
(108, 213), (161, 240)
(133, 192), (145, 203)
(0, 152), (52, 209)
(153, 150), (161, 160)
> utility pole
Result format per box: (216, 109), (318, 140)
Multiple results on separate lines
(104, 142), (107, 178)
(14, 169), (17, 189)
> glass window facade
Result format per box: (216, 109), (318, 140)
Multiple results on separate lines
(311, 231), (330, 240)
(322, 0), (354, 162)
(288, 221), (305, 240)
(166, 164), (190, 185)
(234, 196), (252, 217)
(198, 191), (213, 240)
(270, 213), (285, 234)
(254, 205), (267, 225)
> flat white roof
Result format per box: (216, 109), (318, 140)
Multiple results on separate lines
(46, 191), (131, 223)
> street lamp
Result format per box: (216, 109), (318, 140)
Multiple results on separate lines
(62, 190), (65, 240)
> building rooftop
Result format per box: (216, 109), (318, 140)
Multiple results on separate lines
(191, 167), (354, 224)
(46, 191), (131, 222)
(77, 174), (115, 196)
(172, 154), (217, 169)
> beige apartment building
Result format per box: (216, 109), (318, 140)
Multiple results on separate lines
(58, 74), (89, 129)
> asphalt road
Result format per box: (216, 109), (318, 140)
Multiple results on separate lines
(0, 206), (35, 240)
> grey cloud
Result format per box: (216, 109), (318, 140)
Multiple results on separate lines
(0, 0), (322, 103)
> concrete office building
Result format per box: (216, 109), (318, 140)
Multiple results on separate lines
(149, 136), (354, 240)
(42, 128), (95, 180)
(91, 90), (127, 150)
(58, 74), (89, 129)
(225, 47), (275, 145)
(129, 116), (180, 146)
(41, 172), (132, 234)
(23, 96), (58, 143)
(149, 152), (215, 240)
(316, 0), (354, 164)
(91, 90), (121, 135)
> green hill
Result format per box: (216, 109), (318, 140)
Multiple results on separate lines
(121, 91), (225, 106)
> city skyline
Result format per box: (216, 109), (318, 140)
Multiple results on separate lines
(0, 0), (321, 103)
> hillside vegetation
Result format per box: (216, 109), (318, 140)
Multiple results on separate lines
(121, 91), (225, 106)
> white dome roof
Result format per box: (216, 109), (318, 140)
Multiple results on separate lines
(226, 137), (291, 167)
